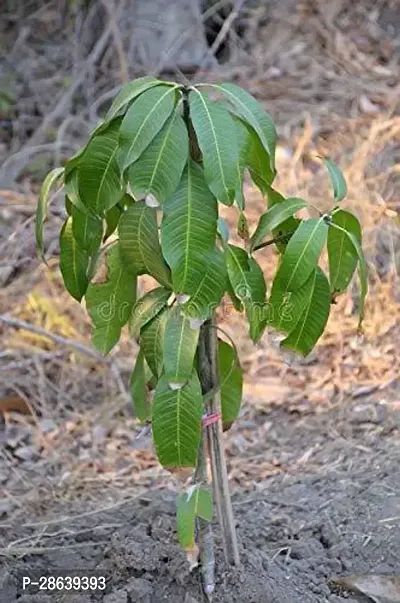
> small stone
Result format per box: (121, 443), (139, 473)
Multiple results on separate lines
(14, 445), (40, 461)
(39, 418), (57, 433)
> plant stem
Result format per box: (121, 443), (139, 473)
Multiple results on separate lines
(198, 316), (240, 566)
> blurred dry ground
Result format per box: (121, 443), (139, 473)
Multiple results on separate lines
(0, 0), (399, 584)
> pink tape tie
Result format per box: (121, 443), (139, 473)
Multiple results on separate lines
(202, 412), (221, 428)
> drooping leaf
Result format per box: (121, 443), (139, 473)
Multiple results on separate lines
(250, 197), (307, 251)
(161, 161), (217, 293)
(177, 485), (213, 550)
(189, 89), (239, 205)
(281, 268), (331, 355)
(127, 109), (188, 203)
(276, 217), (328, 292)
(105, 76), (164, 121)
(267, 267), (317, 334)
(152, 371), (203, 469)
(328, 209), (361, 293)
(232, 117), (251, 210)
(323, 158), (347, 202)
(64, 168), (87, 213)
(129, 287), (171, 337)
(329, 220), (368, 329)
(246, 126), (275, 193)
(266, 186), (301, 252)
(104, 205), (121, 240)
(118, 85), (178, 172)
(85, 244), (136, 354)
(59, 217), (89, 301)
(217, 217), (229, 243)
(182, 247), (227, 322)
(119, 200), (172, 287)
(129, 347), (151, 422)
(65, 195), (73, 216)
(78, 118), (123, 215)
(225, 245), (266, 341)
(219, 340), (242, 429)
(140, 307), (168, 378)
(36, 167), (64, 260)
(163, 308), (200, 387)
(71, 205), (103, 254)
(209, 82), (277, 172)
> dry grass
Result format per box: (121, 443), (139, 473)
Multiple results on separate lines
(0, 0), (399, 523)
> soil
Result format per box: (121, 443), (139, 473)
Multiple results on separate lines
(1, 390), (399, 603)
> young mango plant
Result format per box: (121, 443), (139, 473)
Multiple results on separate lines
(36, 76), (367, 596)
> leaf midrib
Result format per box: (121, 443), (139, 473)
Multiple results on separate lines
(286, 218), (324, 291)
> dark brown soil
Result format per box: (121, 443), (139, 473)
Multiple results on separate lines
(1, 390), (399, 603)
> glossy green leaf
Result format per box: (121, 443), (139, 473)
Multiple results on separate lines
(189, 89), (238, 205)
(246, 127), (275, 193)
(225, 245), (266, 341)
(127, 109), (188, 203)
(105, 76), (164, 121)
(36, 167), (64, 260)
(78, 118), (123, 214)
(330, 220), (368, 329)
(71, 205), (103, 254)
(328, 209), (361, 293)
(219, 340), (242, 428)
(177, 485), (213, 549)
(130, 348), (151, 422)
(104, 205), (121, 240)
(119, 201), (172, 287)
(266, 186), (301, 252)
(65, 195), (73, 216)
(250, 197), (307, 252)
(163, 308), (200, 387)
(277, 217), (328, 292)
(233, 117), (251, 210)
(281, 268), (331, 355)
(182, 247), (227, 322)
(118, 85), (178, 172)
(152, 371), (203, 469)
(129, 287), (171, 337)
(267, 267), (316, 334)
(323, 158), (347, 202)
(161, 161), (217, 294)
(85, 244), (136, 354)
(59, 217), (89, 301)
(64, 168), (87, 213)
(209, 82), (277, 172)
(140, 307), (168, 378)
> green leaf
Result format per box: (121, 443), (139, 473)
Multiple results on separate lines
(209, 82), (277, 172)
(129, 348), (151, 422)
(71, 205), (103, 254)
(182, 247), (227, 322)
(281, 268), (331, 355)
(140, 307), (168, 378)
(217, 217), (229, 243)
(329, 220), (368, 329)
(104, 205), (121, 240)
(163, 308), (200, 387)
(250, 197), (307, 251)
(118, 85), (178, 172)
(36, 167), (64, 261)
(119, 200), (172, 288)
(177, 485), (213, 550)
(189, 89), (238, 205)
(78, 118), (123, 215)
(246, 126), (275, 193)
(232, 117), (251, 210)
(237, 212), (249, 240)
(277, 217), (328, 292)
(225, 245), (266, 341)
(266, 187), (301, 252)
(127, 109), (188, 203)
(226, 278), (243, 312)
(267, 267), (317, 334)
(59, 217), (89, 302)
(152, 371), (203, 469)
(323, 158), (347, 202)
(219, 340), (242, 429)
(85, 244), (136, 354)
(161, 161), (217, 294)
(64, 168), (87, 213)
(129, 287), (171, 337)
(328, 209), (361, 293)
(105, 76), (164, 121)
